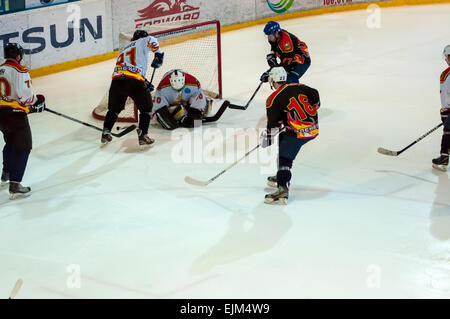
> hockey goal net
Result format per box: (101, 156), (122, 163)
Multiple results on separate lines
(92, 20), (222, 122)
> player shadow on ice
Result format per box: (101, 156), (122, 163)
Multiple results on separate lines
(189, 204), (292, 275)
(429, 170), (450, 241)
(32, 126), (107, 160)
(0, 143), (134, 217)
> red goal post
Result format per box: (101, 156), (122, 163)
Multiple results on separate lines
(92, 20), (222, 123)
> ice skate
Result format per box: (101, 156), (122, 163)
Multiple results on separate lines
(432, 154), (448, 172)
(137, 129), (155, 147)
(101, 128), (113, 145)
(267, 176), (277, 188)
(1, 171), (9, 187)
(264, 185), (289, 205)
(9, 182), (31, 200)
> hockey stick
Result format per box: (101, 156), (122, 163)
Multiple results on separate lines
(203, 100), (230, 123)
(45, 108), (136, 137)
(378, 122), (443, 156)
(149, 68), (156, 84)
(185, 127), (286, 186)
(185, 144), (261, 186)
(228, 81), (263, 110)
(9, 278), (23, 299)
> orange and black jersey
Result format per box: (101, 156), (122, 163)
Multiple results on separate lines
(266, 83), (320, 139)
(270, 29), (310, 69)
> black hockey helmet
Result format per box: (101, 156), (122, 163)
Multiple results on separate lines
(4, 43), (24, 62)
(132, 30), (148, 41)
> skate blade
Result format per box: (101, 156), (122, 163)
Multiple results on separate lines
(267, 181), (277, 188)
(264, 197), (288, 205)
(9, 192), (31, 200)
(139, 140), (155, 149)
(432, 164), (447, 172)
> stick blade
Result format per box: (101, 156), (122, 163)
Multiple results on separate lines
(377, 147), (398, 156)
(9, 278), (23, 299)
(184, 176), (209, 187)
(228, 103), (246, 110)
(113, 125), (136, 137)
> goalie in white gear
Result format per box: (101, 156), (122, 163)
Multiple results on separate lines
(432, 44), (450, 171)
(153, 69), (212, 130)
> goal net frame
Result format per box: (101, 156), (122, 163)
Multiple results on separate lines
(92, 20), (222, 123)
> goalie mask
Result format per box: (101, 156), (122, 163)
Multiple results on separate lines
(170, 70), (185, 91)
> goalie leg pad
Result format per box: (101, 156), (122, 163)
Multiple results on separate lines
(155, 107), (179, 130)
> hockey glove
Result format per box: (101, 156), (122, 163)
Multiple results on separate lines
(151, 52), (164, 69)
(30, 94), (46, 113)
(260, 70), (270, 83)
(260, 129), (275, 148)
(266, 53), (278, 68)
(145, 79), (154, 93)
(180, 108), (203, 128)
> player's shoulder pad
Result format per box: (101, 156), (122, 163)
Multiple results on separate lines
(278, 30), (294, 53)
(266, 84), (289, 109)
(441, 67), (450, 83)
(2, 60), (29, 73)
(157, 73), (172, 90)
(184, 73), (201, 88)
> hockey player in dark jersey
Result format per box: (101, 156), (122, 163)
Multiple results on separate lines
(261, 67), (320, 205)
(0, 43), (46, 199)
(260, 21), (311, 85)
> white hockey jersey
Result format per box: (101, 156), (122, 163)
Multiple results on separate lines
(112, 35), (163, 82)
(0, 60), (36, 114)
(440, 66), (450, 111)
(153, 69), (206, 113)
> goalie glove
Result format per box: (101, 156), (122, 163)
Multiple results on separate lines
(151, 52), (164, 69)
(29, 94), (46, 113)
(266, 53), (278, 68)
(180, 107), (202, 128)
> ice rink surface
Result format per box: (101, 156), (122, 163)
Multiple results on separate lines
(1, 4), (450, 298)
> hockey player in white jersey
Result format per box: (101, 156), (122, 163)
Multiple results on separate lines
(153, 69), (211, 130)
(0, 43), (46, 199)
(432, 45), (450, 171)
(101, 29), (164, 146)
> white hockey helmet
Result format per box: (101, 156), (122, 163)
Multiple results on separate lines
(170, 70), (185, 91)
(268, 66), (287, 83)
(443, 45), (450, 62)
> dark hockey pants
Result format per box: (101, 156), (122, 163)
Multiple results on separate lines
(440, 110), (450, 155)
(287, 63), (310, 84)
(105, 76), (153, 134)
(0, 109), (32, 182)
(277, 132), (314, 187)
